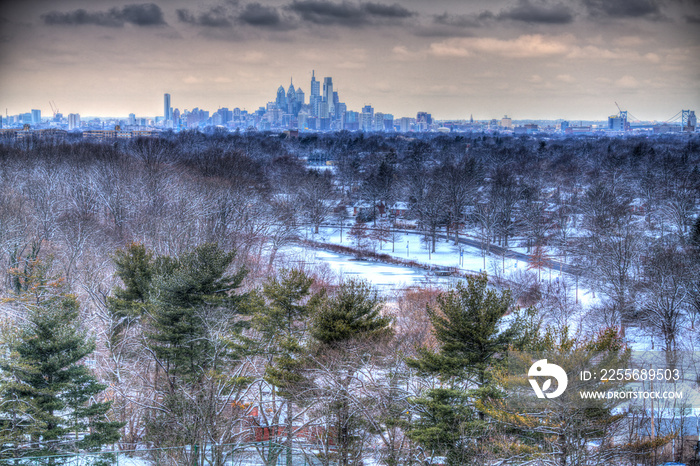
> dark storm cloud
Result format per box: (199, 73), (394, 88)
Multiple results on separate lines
(498, 0), (574, 24)
(582, 0), (663, 19)
(426, 0), (572, 35)
(433, 11), (494, 28)
(177, 6), (232, 27)
(0, 17), (8, 43)
(361, 3), (415, 19)
(238, 3), (284, 27)
(120, 4), (167, 25)
(42, 3), (166, 27)
(287, 0), (415, 27)
(684, 14), (700, 23)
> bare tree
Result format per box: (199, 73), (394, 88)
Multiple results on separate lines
(299, 170), (337, 234)
(663, 186), (696, 244)
(24, 165), (64, 242)
(489, 166), (524, 248)
(436, 157), (480, 245)
(584, 218), (642, 328)
(640, 246), (689, 353)
(410, 174), (446, 254)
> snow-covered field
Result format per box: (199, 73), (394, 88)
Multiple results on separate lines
(298, 225), (533, 278)
(284, 225), (682, 347)
(283, 225), (587, 298)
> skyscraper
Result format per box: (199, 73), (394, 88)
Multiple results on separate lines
(310, 70), (320, 98)
(31, 109), (41, 125)
(310, 70), (320, 117)
(68, 113), (81, 131)
(287, 79), (297, 114)
(164, 93), (171, 121)
(323, 77), (334, 119)
(276, 85), (287, 110)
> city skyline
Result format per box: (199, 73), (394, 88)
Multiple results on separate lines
(1, 0), (699, 121)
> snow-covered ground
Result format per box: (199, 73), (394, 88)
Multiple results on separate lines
(115, 456), (150, 465)
(283, 224), (605, 335)
(289, 225), (590, 297)
(306, 225), (529, 276)
(277, 245), (463, 293)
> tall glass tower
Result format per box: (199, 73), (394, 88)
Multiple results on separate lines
(310, 71), (320, 117)
(164, 93), (171, 121)
(310, 71), (320, 98)
(323, 77), (334, 118)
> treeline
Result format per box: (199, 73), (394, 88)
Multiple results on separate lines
(2, 244), (679, 465)
(1, 131), (698, 335)
(0, 132), (699, 464)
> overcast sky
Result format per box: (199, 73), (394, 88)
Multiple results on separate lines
(1, 0), (698, 121)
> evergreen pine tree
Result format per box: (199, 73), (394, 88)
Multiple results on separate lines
(406, 273), (532, 464)
(147, 243), (247, 383)
(312, 279), (391, 347)
(0, 263), (122, 462)
(106, 242), (156, 346)
(311, 279), (392, 466)
(479, 327), (667, 465)
(134, 243), (252, 465)
(252, 268), (324, 466)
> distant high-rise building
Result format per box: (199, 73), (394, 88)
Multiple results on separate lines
(310, 70), (320, 98)
(373, 112), (384, 132)
(383, 114), (394, 131)
(295, 87), (305, 107)
(417, 112), (432, 125)
(336, 102), (347, 118)
(164, 93), (171, 121)
(68, 113), (81, 130)
(31, 109), (41, 125)
(323, 77), (334, 119)
(287, 80), (298, 115)
(0, 115), (3, 128)
(342, 111), (358, 129)
(128, 113), (136, 125)
(276, 85), (287, 110)
(21, 113), (32, 125)
(309, 71), (320, 117)
(608, 115), (625, 131)
(361, 105), (374, 132)
(399, 117), (413, 132)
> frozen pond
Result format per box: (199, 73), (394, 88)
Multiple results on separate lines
(277, 246), (462, 293)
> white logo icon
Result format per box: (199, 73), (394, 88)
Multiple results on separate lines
(528, 359), (568, 399)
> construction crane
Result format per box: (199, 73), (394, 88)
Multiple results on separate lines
(49, 101), (59, 121)
(614, 102), (628, 122)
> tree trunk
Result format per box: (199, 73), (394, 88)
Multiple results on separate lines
(286, 400), (293, 466)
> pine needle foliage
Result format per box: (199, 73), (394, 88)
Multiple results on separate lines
(0, 260), (122, 462)
(405, 273), (533, 465)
